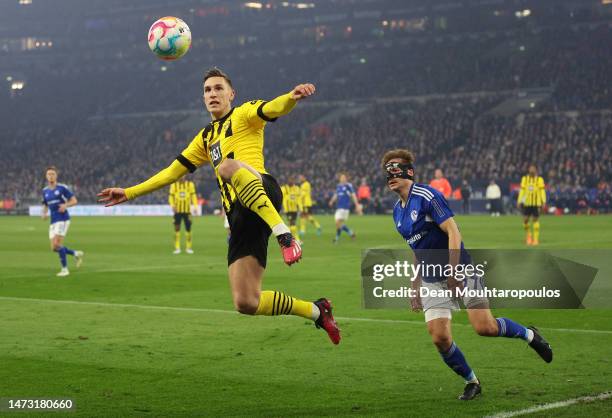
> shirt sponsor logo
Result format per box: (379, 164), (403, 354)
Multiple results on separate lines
(210, 141), (222, 167)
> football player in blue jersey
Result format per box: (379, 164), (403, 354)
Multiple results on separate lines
(42, 166), (83, 277)
(328, 173), (362, 243)
(381, 149), (552, 400)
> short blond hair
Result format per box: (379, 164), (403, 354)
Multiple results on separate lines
(381, 149), (415, 169)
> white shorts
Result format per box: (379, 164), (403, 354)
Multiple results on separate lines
(421, 276), (489, 322)
(334, 208), (350, 221)
(49, 220), (70, 239)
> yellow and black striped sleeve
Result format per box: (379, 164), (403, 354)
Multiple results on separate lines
(517, 176), (527, 205)
(177, 128), (209, 173)
(538, 177), (546, 206)
(238, 93), (297, 127)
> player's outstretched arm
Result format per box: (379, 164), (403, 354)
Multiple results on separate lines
(97, 161), (188, 207)
(260, 83), (316, 119)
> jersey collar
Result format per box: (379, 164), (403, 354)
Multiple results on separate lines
(212, 107), (234, 124)
(400, 183), (414, 208)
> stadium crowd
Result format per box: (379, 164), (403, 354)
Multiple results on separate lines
(2, 7), (610, 214)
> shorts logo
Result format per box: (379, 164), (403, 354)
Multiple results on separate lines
(411, 210), (418, 222)
(210, 141), (222, 167)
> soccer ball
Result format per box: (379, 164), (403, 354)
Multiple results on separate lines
(147, 17), (191, 61)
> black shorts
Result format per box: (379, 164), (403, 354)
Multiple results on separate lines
(227, 174), (283, 268)
(173, 213), (192, 230)
(286, 211), (298, 225)
(522, 206), (540, 218)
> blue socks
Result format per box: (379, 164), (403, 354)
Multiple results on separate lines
(496, 317), (531, 341)
(55, 246), (75, 268)
(335, 225), (354, 241)
(439, 342), (477, 383)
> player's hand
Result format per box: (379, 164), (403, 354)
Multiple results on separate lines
(41, 213), (48, 220)
(410, 294), (422, 312)
(97, 187), (128, 207)
(290, 83), (316, 101)
(356, 204), (363, 216)
(57, 204), (67, 213)
(447, 277), (465, 295)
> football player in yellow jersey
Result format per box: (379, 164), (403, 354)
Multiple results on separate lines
(298, 174), (321, 238)
(281, 176), (302, 241)
(98, 67), (340, 345)
(517, 165), (546, 246)
(169, 178), (197, 254)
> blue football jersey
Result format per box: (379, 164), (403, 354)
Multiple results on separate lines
(336, 182), (355, 209)
(392, 183), (471, 282)
(42, 184), (73, 224)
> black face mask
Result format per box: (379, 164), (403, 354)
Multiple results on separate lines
(385, 162), (414, 181)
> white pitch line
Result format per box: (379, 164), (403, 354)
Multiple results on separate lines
(485, 391), (612, 418)
(0, 296), (611, 335)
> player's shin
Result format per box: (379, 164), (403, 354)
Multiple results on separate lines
(533, 221), (540, 244)
(231, 168), (288, 235)
(174, 231), (180, 250)
(186, 231), (192, 249)
(439, 342), (478, 383)
(255, 290), (319, 320)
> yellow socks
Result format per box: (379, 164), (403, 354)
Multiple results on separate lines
(231, 168), (285, 231)
(290, 225), (298, 238)
(186, 231), (192, 249)
(255, 290), (315, 320)
(523, 221), (531, 243)
(309, 215), (321, 229)
(533, 221), (540, 243)
(174, 231), (180, 250)
(299, 217), (306, 235)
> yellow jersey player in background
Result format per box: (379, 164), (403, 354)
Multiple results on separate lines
(169, 177), (197, 254)
(298, 174), (321, 238)
(517, 164), (546, 246)
(98, 67), (340, 345)
(282, 176), (302, 242)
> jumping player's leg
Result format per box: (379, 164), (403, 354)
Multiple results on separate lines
(467, 308), (552, 363)
(218, 159), (289, 237)
(227, 256), (340, 344)
(427, 312), (480, 400)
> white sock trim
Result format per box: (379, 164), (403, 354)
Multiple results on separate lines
(526, 328), (535, 343)
(272, 223), (290, 236)
(311, 303), (320, 321)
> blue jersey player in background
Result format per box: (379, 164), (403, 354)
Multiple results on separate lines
(381, 149), (552, 401)
(328, 173), (362, 243)
(42, 166), (84, 277)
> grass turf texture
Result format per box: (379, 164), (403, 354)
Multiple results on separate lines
(1, 215), (611, 417)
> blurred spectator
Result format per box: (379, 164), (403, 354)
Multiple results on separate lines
(430, 169), (452, 199)
(460, 180), (472, 214)
(357, 179), (372, 214)
(486, 180), (502, 216)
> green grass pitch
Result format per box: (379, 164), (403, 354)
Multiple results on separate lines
(1, 214), (611, 417)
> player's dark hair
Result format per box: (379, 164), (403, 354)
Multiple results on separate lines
(203, 67), (233, 88)
(381, 149), (415, 169)
(46, 165), (58, 173)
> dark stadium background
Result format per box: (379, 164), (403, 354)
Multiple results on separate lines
(1, 0), (610, 215)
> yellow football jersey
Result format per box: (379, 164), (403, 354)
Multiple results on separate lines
(177, 100), (276, 213)
(282, 184), (302, 213)
(300, 180), (313, 207)
(517, 175), (546, 207)
(169, 181), (197, 213)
